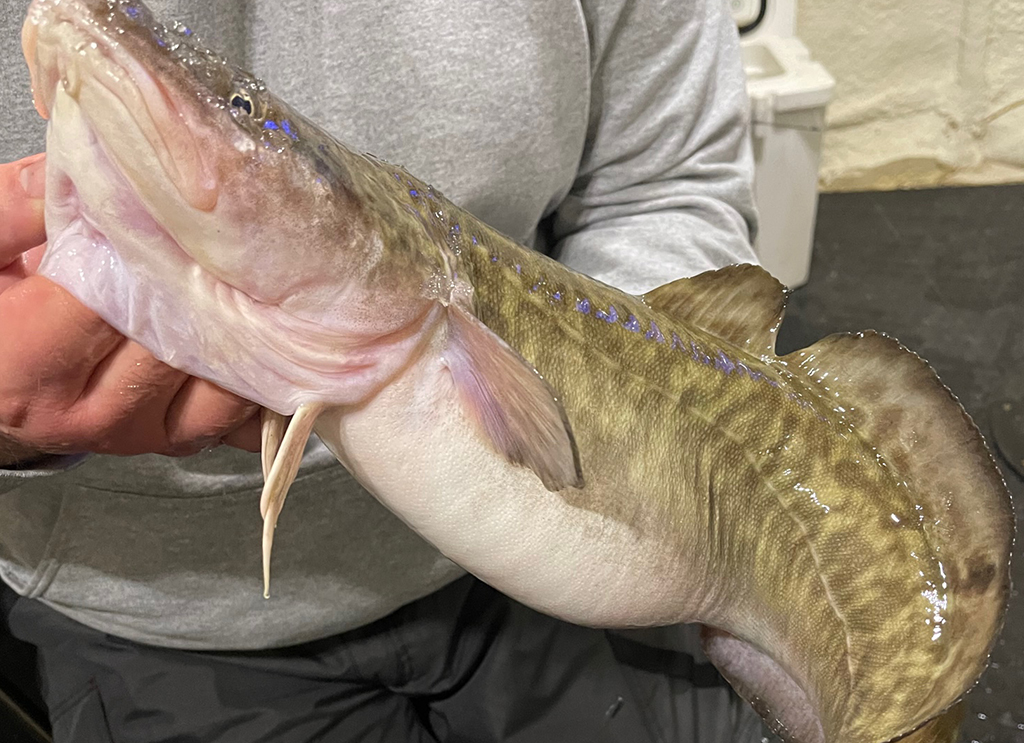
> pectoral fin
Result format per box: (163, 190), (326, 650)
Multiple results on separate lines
(445, 305), (582, 492)
(260, 402), (324, 598)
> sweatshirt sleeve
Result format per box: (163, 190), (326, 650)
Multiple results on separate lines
(552, 0), (758, 295)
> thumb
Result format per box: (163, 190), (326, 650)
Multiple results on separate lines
(0, 154), (47, 268)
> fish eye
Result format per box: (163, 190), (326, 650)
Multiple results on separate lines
(229, 92), (253, 115)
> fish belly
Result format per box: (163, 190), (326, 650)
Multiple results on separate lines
(315, 347), (704, 627)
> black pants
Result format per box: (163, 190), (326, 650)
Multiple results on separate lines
(2, 577), (761, 743)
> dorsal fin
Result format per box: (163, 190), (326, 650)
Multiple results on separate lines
(784, 330), (1013, 707)
(642, 264), (786, 358)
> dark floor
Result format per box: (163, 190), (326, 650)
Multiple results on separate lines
(776, 184), (1024, 741)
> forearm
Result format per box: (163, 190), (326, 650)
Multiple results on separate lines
(554, 188), (757, 294)
(556, 0), (758, 292)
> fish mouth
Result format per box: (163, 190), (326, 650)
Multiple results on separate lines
(23, 0), (218, 212)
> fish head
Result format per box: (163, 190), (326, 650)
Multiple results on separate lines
(23, 0), (445, 412)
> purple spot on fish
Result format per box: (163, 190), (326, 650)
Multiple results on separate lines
(263, 120), (279, 131)
(156, 36), (167, 47)
(671, 333), (685, 351)
(183, 26), (193, 36)
(409, 189), (419, 197)
(690, 341), (701, 360)
(281, 119), (298, 140)
(125, 5), (140, 19)
(491, 255), (498, 263)
(472, 236), (478, 245)
(452, 223), (461, 234)
(714, 351), (736, 375)
(646, 321), (664, 343)
(515, 264), (521, 275)
(623, 314), (641, 333)
(767, 379), (780, 388)
(576, 298), (591, 314)
(553, 291), (562, 301)
(393, 173), (402, 181)
(531, 283), (540, 293)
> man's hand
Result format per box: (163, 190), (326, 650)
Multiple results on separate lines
(0, 154), (262, 466)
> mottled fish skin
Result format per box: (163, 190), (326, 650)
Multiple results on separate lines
(22, 2), (1013, 741)
(376, 169), (1009, 741)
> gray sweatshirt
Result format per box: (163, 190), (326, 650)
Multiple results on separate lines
(0, 0), (758, 650)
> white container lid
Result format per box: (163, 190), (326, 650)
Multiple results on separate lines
(742, 36), (835, 114)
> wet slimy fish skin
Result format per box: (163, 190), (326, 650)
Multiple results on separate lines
(22, 2), (1013, 740)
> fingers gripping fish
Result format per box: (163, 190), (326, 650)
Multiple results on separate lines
(21, 2), (1013, 740)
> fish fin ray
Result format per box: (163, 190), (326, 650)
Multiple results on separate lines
(642, 263), (786, 358)
(260, 402), (325, 598)
(260, 408), (289, 481)
(445, 305), (582, 491)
